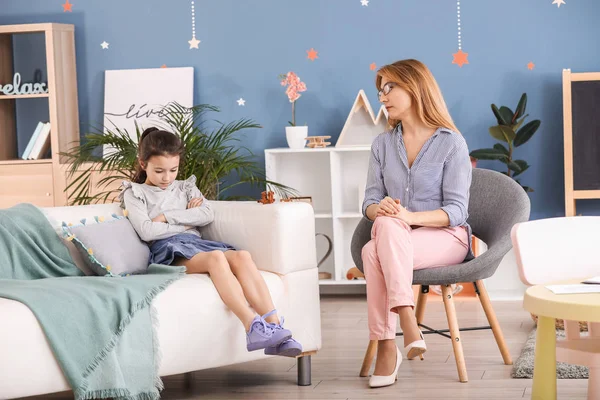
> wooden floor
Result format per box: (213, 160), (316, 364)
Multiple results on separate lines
(24, 295), (589, 400)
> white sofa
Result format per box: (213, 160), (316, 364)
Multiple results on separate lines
(0, 201), (322, 400)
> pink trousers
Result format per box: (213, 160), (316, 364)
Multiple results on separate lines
(362, 216), (469, 340)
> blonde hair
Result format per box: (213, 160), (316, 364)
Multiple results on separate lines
(376, 59), (460, 133)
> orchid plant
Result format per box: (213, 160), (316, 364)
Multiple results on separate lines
(279, 71), (307, 126)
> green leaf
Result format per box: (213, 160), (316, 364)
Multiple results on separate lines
(512, 160), (530, 177)
(499, 107), (514, 125)
(469, 148), (509, 161)
(511, 114), (528, 132)
(514, 120), (541, 147)
(491, 104), (510, 125)
(493, 143), (509, 156)
(507, 160), (523, 173)
(514, 93), (527, 121)
(489, 125), (516, 143)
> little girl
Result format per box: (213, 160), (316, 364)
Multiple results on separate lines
(119, 127), (302, 357)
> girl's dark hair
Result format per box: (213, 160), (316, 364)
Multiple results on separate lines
(133, 127), (184, 184)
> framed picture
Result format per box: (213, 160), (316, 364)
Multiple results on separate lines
(103, 67), (194, 156)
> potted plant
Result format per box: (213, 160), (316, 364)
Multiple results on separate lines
(469, 93), (541, 192)
(279, 71), (307, 149)
(62, 102), (297, 205)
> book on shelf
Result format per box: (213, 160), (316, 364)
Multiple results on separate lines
(21, 121), (44, 159)
(21, 122), (51, 160)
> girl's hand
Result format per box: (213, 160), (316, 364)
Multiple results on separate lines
(188, 197), (204, 209)
(152, 214), (167, 223)
(378, 196), (401, 215)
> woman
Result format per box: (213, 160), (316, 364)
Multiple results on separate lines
(361, 59), (473, 388)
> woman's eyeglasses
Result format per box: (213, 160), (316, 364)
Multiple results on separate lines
(378, 82), (397, 100)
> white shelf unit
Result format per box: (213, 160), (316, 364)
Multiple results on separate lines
(265, 146), (371, 286)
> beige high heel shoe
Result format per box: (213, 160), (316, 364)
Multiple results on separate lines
(369, 346), (402, 388)
(405, 330), (427, 360)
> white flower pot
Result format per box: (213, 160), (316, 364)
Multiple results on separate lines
(285, 126), (308, 149)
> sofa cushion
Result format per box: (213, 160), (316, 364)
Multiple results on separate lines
(41, 204), (123, 275)
(62, 215), (150, 277)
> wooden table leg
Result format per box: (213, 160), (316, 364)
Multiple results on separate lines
(532, 316), (557, 400)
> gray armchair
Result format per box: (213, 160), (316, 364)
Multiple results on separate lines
(351, 168), (531, 382)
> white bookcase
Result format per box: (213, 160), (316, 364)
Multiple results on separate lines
(265, 146), (372, 286)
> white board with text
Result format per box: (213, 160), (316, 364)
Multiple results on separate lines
(103, 67), (194, 156)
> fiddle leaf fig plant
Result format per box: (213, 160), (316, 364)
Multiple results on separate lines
(469, 93), (541, 193)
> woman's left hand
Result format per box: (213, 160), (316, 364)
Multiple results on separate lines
(377, 199), (413, 225)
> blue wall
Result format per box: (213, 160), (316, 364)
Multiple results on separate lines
(2, 0), (600, 219)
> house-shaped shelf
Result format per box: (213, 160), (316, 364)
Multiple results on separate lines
(335, 89), (388, 147)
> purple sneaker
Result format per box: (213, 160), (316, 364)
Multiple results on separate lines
(265, 338), (303, 357)
(263, 313), (303, 357)
(246, 313), (291, 352)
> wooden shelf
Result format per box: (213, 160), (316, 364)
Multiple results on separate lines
(0, 93), (49, 100)
(0, 159), (52, 166)
(0, 23), (80, 209)
(0, 23), (74, 34)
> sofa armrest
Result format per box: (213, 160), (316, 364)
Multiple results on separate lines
(199, 201), (317, 275)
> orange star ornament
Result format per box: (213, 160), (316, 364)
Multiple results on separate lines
(62, 0), (73, 12)
(307, 48), (318, 61)
(452, 49), (469, 67)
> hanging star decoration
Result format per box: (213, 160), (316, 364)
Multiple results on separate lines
(452, 1), (468, 67)
(452, 50), (469, 67)
(307, 48), (318, 61)
(188, 37), (200, 49)
(62, 0), (73, 12)
(100, 41), (109, 50)
(237, 98), (246, 106)
(361, 0), (369, 6)
(188, 1), (201, 49)
(370, 63), (377, 71)
(552, 0), (566, 8)
(527, 62), (535, 70)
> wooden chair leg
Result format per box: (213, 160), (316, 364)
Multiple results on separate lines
(475, 280), (513, 365)
(415, 285), (428, 325)
(359, 340), (377, 377)
(441, 285), (468, 383)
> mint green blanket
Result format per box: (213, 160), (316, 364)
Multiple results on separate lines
(0, 204), (185, 400)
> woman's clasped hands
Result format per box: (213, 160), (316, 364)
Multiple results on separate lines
(377, 196), (413, 225)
